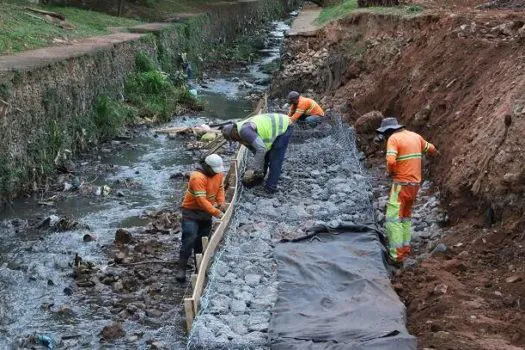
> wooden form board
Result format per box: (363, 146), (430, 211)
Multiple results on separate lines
(183, 145), (247, 331)
(183, 94), (267, 332)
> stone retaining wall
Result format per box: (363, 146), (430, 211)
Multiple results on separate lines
(0, 0), (298, 205)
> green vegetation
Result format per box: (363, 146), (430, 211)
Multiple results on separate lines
(130, 0), (228, 20)
(124, 52), (192, 122)
(0, 3), (140, 55)
(317, 0), (423, 24)
(94, 96), (133, 139)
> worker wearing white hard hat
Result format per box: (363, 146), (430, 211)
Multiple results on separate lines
(176, 154), (226, 282)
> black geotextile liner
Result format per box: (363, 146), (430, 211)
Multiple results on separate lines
(269, 223), (417, 350)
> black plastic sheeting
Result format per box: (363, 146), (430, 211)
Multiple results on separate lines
(269, 223), (417, 350)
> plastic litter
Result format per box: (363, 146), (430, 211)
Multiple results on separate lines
(35, 334), (54, 349)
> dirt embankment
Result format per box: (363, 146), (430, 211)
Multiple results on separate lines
(272, 9), (525, 350)
(274, 10), (525, 227)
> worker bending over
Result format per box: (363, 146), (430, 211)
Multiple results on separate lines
(222, 113), (292, 195)
(376, 118), (438, 264)
(287, 91), (325, 125)
(176, 154), (226, 282)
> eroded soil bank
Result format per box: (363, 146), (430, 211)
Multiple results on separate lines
(271, 5), (525, 350)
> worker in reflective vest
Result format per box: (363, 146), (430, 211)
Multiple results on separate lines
(176, 154), (226, 283)
(222, 113), (293, 195)
(287, 91), (325, 126)
(376, 117), (438, 264)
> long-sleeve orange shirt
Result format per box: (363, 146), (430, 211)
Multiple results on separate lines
(288, 96), (325, 123)
(386, 130), (436, 183)
(181, 171), (224, 217)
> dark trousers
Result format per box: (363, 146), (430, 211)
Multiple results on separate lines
(179, 218), (212, 262)
(263, 126), (293, 191)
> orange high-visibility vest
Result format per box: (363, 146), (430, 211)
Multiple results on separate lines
(386, 130), (436, 183)
(288, 96), (324, 122)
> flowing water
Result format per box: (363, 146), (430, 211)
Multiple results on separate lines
(0, 20), (290, 349)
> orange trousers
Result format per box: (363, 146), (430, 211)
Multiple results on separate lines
(385, 183), (420, 263)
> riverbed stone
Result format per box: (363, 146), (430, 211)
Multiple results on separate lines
(245, 274), (262, 286)
(100, 322), (126, 340)
(230, 299), (247, 313)
(115, 229), (132, 244)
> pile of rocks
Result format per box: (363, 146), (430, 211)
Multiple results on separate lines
(280, 48), (329, 78)
(188, 121), (375, 348)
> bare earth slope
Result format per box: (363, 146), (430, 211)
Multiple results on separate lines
(272, 3), (525, 349)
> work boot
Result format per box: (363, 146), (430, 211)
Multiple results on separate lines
(175, 259), (187, 283)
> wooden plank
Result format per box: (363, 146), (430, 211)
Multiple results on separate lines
(195, 253), (203, 272)
(202, 236), (209, 252)
(183, 99), (263, 333)
(25, 7), (66, 21)
(191, 274), (198, 290)
(184, 298), (195, 331)
(155, 126), (221, 135)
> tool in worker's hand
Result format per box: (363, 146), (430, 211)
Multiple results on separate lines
(242, 169), (264, 187)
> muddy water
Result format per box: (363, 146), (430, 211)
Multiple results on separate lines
(0, 20), (290, 349)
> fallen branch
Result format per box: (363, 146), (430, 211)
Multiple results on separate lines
(25, 7), (66, 21)
(155, 126), (221, 135)
(121, 260), (175, 266)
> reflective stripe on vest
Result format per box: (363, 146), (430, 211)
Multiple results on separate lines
(237, 113), (289, 150)
(305, 101), (317, 114)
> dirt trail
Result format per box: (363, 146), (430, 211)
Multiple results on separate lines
(0, 24), (170, 72)
(287, 3), (322, 36)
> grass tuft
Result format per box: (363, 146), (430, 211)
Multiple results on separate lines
(317, 0), (424, 25)
(0, 3), (140, 55)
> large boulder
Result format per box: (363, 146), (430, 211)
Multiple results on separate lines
(355, 111), (384, 135)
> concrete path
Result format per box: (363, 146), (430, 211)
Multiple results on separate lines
(0, 23), (170, 73)
(287, 4), (323, 37)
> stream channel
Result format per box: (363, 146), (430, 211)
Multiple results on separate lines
(0, 20), (291, 349)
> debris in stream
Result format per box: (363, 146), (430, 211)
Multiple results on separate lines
(37, 215), (86, 232)
(115, 228), (132, 244)
(82, 233), (96, 243)
(140, 209), (182, 235)
(33, 334), (54, 349)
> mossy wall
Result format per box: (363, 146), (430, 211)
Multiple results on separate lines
(0, 0), (298, 204)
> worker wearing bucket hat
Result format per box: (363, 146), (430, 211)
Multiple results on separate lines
(176, 154), (226, 282)
(376, 117), (438, 265)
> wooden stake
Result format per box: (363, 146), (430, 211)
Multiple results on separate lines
(183, 298), (195, 332)
(202, 236), (209, 252)
(195, 253), (203, 272)
(191, 274), (198, 289)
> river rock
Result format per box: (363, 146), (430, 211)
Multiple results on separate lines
(151, 341), (166, 350)
(100, 322), (126, 340)
(244, 274), (262, 287)
(230, 299), (247, 313)
(115, 229), (132, 244)
(146, 309), (163, 318)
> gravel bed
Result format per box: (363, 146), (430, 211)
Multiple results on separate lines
(188, 123), (375, 349)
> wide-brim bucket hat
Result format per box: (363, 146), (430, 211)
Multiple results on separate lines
(376, 117), (404, 133)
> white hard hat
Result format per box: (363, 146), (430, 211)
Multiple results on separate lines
(204, 154), (225, 173)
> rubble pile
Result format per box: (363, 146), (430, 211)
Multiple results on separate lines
(280, 48), (329, 78)
(188, 121), (375, 349)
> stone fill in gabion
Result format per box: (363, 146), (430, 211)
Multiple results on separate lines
(187, 121), (375, 349)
